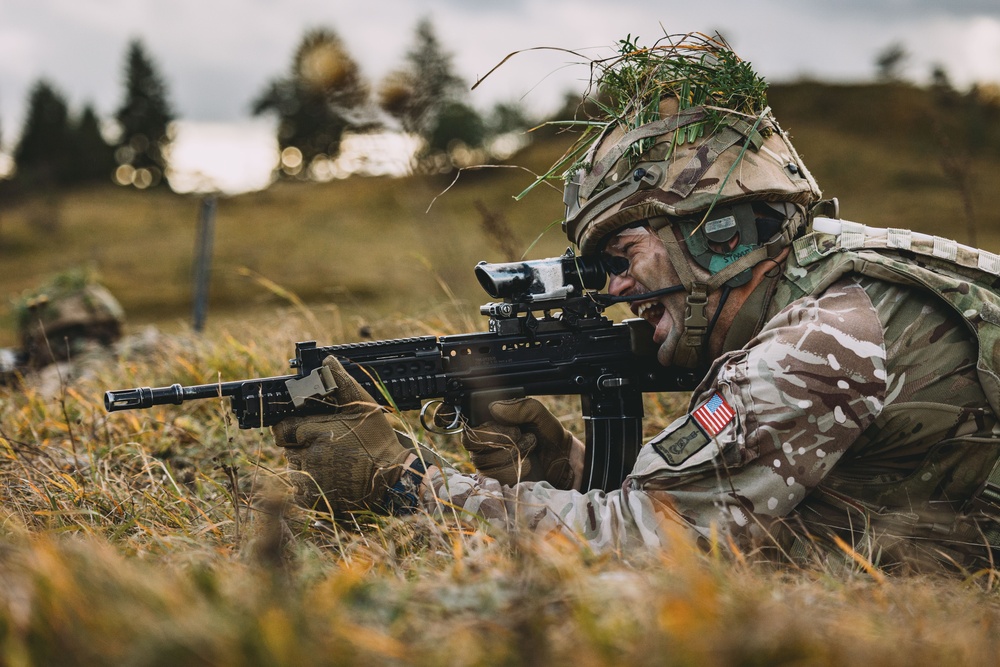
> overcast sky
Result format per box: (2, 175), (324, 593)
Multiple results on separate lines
(1, 0), (999, 147)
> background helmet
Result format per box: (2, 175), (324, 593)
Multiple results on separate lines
(561, 34), (822, 256)
(16, 271), (125, 367)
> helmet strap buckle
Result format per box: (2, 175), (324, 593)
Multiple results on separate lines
(684, 283), (709, 333)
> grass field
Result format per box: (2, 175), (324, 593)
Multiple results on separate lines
(1, 83), (997, 347)
(0, 82), (998, 664)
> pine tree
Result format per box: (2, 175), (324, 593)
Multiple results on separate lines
(428, 101), (484, 153)
(875, 42), (909, 83)
(252, 28), (371, 177)
(114, 39), (174, 188)
(71, 105), (116, 183)
(378, 18), (482, 163)
(378, 18), (467, 136)
(13, 79), (74, 187)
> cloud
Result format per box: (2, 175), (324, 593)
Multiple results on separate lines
(1, 0), (999, 148)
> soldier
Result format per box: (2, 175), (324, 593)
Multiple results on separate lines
(272, 34), (1000, 572)
(2, 270), (126, 386)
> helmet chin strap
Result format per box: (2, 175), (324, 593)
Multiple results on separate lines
(646, 208), (801, 369)
(590, 209), (796, 369)
(593, 284), (686, 305)
(592, 278), (728, 371)
(652, 227), (765, 369)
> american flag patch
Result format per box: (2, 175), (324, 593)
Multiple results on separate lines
(691, 392), (735, 436)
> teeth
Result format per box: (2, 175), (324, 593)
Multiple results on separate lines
(636, 302), (654, 318)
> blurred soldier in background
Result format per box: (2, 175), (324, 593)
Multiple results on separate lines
(271, 33), (1000, 573)
(1, 269), (125, 385)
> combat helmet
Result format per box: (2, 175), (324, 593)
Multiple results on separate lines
(15, 270), (125, 367)
(558, 33), (823, 366)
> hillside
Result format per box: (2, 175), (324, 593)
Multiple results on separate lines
(0, 81), (998, 664)
(0, 81), (997, 347)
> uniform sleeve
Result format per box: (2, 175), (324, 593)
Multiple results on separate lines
(418, 280), (889, 553)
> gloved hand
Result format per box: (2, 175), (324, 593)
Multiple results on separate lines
(271, 355), (411, 514)
(461, 397), (576, 489)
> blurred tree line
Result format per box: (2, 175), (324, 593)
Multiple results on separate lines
(2, 38), (173, 196)
(0, 17), (535, 195)
(2, 23), (998, 196)
(251, 17), (534, 178)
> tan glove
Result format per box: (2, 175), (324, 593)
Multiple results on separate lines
(271, 355), (411, 514)
(461, 397), (575, 489)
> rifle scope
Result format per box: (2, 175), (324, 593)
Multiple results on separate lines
(475, 252), (606, 302)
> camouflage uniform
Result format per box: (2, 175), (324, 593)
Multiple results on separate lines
(17, 281), (125, 367)
(418, 221), (1000, 572)
(269, 37), (999, 572)
(4, 275), (127, 392)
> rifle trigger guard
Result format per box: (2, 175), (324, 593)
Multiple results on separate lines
(420, 400), (463, 434)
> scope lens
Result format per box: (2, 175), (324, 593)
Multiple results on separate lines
(563, 254), (607, 291)
(475, 252), (607, 301)
(599, 253), (630, 276)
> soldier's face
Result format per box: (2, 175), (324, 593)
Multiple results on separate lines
(604, 225), (689, 366)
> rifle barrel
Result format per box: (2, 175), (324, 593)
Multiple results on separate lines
(104, 380), (246, 412)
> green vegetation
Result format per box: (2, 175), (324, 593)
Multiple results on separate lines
(252, 28), (371, 178)
(114, 39), (175, 189)
(0, 81), (998, 663)
(593, 33), (769, 163)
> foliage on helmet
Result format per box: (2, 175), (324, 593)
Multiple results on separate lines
(586, 32), (769, 170)
(14, 268), (125, 366)
(515, 31), (821, 254)
(519, 32), (769, 201)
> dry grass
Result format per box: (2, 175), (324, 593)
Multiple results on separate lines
(0, 82), (998, 663)
(0, 310), (996, 665)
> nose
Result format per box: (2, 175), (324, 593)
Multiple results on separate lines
(607, 272), (634, 297)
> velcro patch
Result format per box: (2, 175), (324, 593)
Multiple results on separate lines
(692, 392), (735, 436)
(652, 416), (712, 466)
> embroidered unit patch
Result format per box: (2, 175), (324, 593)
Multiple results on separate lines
(692, 392), (735, 436)
(651, 416), (712, 466)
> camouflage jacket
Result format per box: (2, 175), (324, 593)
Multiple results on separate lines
(419, 221), (1000, 572)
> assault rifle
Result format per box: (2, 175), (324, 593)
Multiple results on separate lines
(104, 250), (701, 492)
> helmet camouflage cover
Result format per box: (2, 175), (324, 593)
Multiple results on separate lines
(15, 270), (125, 366)
(559, 33), (822, 255)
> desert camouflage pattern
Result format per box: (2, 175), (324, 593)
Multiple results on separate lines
(418, 229), (1000, 571)
(564, 100), (822, 255)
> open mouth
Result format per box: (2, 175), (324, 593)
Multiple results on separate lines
(634, 301), (664, 326)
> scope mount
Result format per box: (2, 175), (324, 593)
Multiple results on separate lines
(480, 291), (607, 337)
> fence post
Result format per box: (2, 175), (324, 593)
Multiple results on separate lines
(192, 194), (217, 333)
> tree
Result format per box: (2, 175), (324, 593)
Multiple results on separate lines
(486, 101), (533, 137)
(875, 42), (909, 83)
(71, 105), (116, 183)
(13, 79), (75, 187)
(428, 101), (485, 154)
(378, 17), (480, 160)
(10, 80), (117, 193)
(114, 39), (174, 188)
(252, 28), (371, 177)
